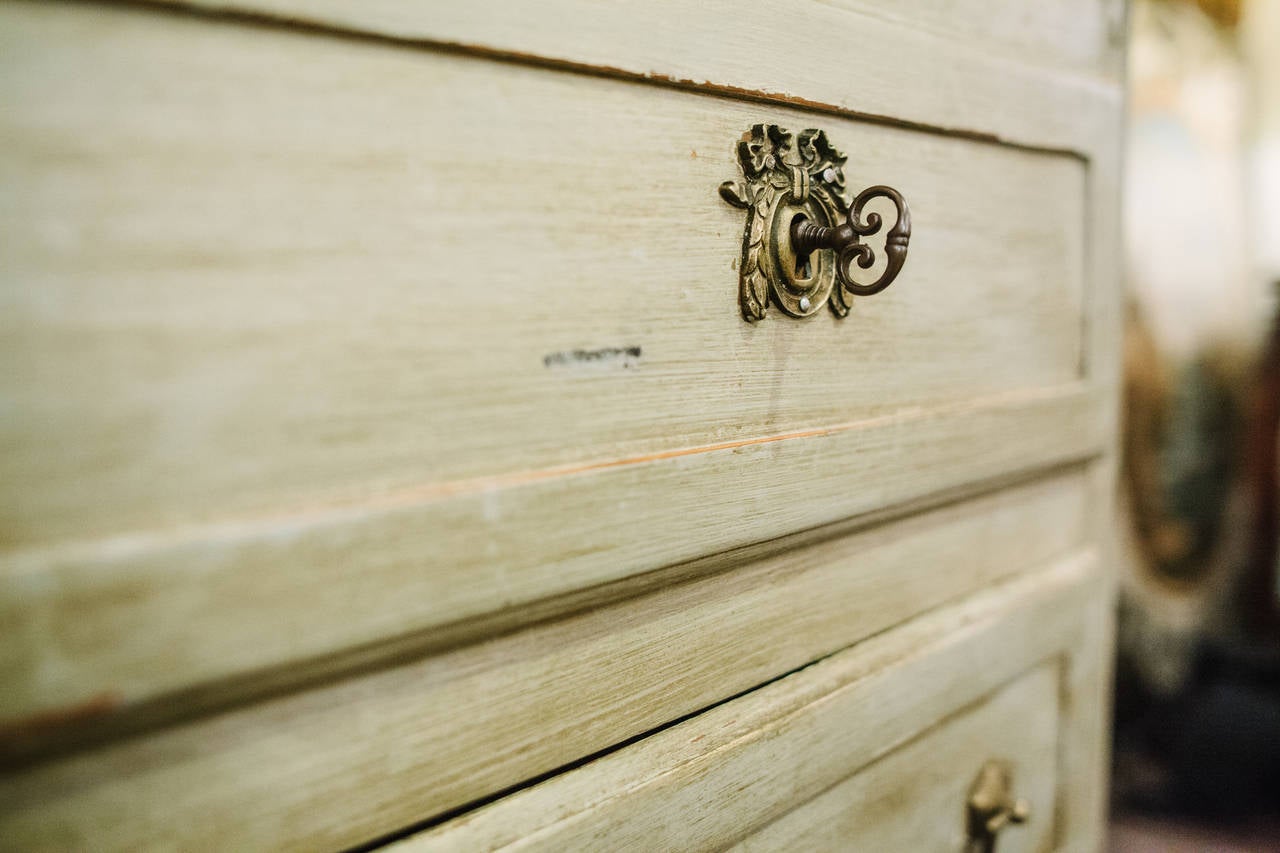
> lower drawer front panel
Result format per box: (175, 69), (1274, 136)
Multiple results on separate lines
(732, 663), (1060, 852)
(397, 555), (1092, 852)
(0, 474), (1089, 851)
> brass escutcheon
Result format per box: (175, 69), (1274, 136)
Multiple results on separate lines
(718, 124), (911, 322)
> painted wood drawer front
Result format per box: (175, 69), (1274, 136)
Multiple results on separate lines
(727, 663), (1061, 853)
(0, 1), (1124, 851)
(0, 472), (1092, 851)
(392, 556), (1095, 852)
(154, 0), (1127, 151)
(1, 0), (1100, 728)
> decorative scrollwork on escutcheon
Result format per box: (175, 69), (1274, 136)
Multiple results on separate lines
(719, 124), (911, 321)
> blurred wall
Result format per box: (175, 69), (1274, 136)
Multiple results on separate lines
(1125, 0), (1261, 359)
(1243, 0), (1280, 289)
(1118, 0), (1274, 695)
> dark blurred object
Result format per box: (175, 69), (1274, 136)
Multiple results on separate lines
(1114, 639), (1280, 818)
(1116, 305), (1250, 697)
(1115, 0), (1280, 841)
(1240, 283), (1280, 637)
(1123, 303), (1244, 586)
(1113, 291), (1280, 826)
(1111, 811), (1280, 853)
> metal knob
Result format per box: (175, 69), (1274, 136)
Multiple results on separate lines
(965, 760), (1030, 853)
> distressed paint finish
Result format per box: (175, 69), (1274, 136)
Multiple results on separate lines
(1, 1), (1091, 724)
(397, 558), (1094, 852)
(0, 0), (1125, 850)
(0, 474), (1091, 849)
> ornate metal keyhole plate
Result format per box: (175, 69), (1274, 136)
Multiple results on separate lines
(718, 124), (911, 322)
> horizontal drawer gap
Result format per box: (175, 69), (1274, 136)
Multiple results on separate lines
(2, 460), (1093, 784)
(2, 382), (1092, 569)
(352, 628), (848, 852)
(73, 0), (1099, 161)
(382, 554), (1096, 851)
(364, 641), (1061, 851)
(1, 394), (1104, 759)
(0, 550), (1098, 850)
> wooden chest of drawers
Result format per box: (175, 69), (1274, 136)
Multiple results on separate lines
(0, 1), (1125, 850)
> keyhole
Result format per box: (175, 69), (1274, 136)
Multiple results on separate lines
(792, 214), (813, 279)
(795, 253), (812, 279)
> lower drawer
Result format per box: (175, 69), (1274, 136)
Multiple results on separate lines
(0, 473), (1089, 851)
(396, 553), (1098, 851)
(732, 663), (1059, 852)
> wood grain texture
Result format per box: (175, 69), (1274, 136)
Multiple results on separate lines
(1070, 21), (1128, 850)
(1056, 467), (1122, 853)
(729, 663), (1060, 853)
(0, 1), (1102, 725)
(0, 2), (1087, 549)
(0, 3), (1128, 850)
(394, 553), (1096, 852)
(0, 472), (1090, 851)
(0, 384), (1102, 728)
(154, 0), (1125, 151)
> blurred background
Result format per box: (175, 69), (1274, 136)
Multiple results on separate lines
(1111, 0), (1280, 849)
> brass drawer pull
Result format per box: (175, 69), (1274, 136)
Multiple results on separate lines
(719, 123), (911, 321)
(965, 760), (1030, 853)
